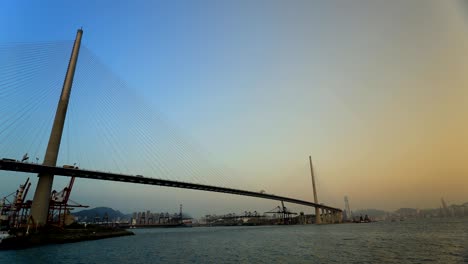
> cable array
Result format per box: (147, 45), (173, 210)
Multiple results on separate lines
(63, 46), (246, 189)
(0, 41), (72, 162)
(0, 41), (251, 191)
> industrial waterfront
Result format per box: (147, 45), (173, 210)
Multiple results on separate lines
(1, 217), (466, 263)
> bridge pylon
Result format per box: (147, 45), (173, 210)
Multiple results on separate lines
(309, 156), (321, 224)
(30, 29), (83, 226)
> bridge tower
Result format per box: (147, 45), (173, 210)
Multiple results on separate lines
(30, 29), (83, 226)
(309, 156), (321, 224)
(344, 196), (352, 221)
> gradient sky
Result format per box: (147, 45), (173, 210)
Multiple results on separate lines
(1, 0), (467, 217)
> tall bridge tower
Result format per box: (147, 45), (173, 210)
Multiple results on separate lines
(344, 196), (351, 221)
(30, 29), (83, 226)
(309, 156), (321, 224)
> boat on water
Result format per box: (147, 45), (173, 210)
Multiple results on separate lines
(353, 214), (372, 223)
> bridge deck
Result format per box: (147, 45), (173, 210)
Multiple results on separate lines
(0, 160), (341, 212)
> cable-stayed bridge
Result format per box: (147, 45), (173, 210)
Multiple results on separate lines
(0, 29), (342, 227)
(0, 160), (340, 211)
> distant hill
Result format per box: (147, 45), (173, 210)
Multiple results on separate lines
(72, 207), (128, 221)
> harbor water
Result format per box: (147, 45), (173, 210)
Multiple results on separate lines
(1, 217), (467, 263)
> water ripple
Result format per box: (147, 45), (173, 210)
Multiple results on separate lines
(0, 217), (467, 263)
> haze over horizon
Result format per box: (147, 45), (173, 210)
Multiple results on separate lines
(1, 0), (467, 217)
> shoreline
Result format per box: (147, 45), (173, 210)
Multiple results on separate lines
(0, 228), (134, 250)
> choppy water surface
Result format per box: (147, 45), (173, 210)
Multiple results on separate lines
(1, 217), (467, 263)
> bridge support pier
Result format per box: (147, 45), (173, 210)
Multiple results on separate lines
(30, 29), (83, 227)
(315, 207), (321, 224)
(333, 211), (339, 223)
(322, 209), (327, 224)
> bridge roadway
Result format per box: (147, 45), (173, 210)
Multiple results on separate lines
(0, 160), (341, 212)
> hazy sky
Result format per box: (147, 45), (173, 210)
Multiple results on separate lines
(1, 0), (467, 217)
